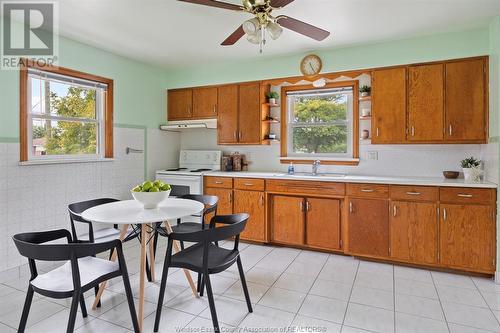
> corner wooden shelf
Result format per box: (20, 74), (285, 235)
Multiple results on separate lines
(262, 139), (280, 144)
(263, 119), (280, 123)
(263, 103), (280, 107)
(359, 116), (372, 120)
(359, 96), (372, 101)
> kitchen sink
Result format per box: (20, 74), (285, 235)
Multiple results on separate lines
(274, 172), (346, 178)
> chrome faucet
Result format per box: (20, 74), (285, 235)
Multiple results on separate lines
(312, 160), (321, 176)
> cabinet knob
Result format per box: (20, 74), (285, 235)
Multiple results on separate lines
(349, 201), (353, 213)
(393, 205), (397, 217)
(213, 105), (217, 114)
(449, 124), (453, 136)
(443, 208), (447, 221)
(411, 126), (415, 136)
(376, 128), (380, 137)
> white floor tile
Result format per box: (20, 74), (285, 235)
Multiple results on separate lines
(199, 296), (251, 327)
(358, 261), (394, 275)
(0, 296), (65, 329)
(341, 326), (372, 332)
(309, 279), (353, 301)
(274, 272), (316, 293)
(75, 317), (130, 333)
(354, 271), (393, 292)
(26, 309), (93, 333)
(350, 286), (394, 310)
(395, 293), (445, 321)
(238, 304), (295, 331)
(432, 272), (476, 289)
(442, 301), (500, 332)
(395, 312), (448, 333)
(184, 316), (236, 332)
(318, 264), (358, 285)
(245, 267), (282, 286)
(395, 278), (438, 299)
(98, 298), (156, 330)
(344, 303), (394, 333)
(298, 294), (347, 324)
(291, 314), (342, 333)
(165, 288), (210, 316)
(472, 277), (500, 294)
(480, 291), (500, 311)
(285, 260), (324, 277)
(0, 322), (15, 332)
(223, 280), (269, 303)
(394, 266), (433, 284)
(294, 250), (329, 265)
(258, 287), (306, 313)
(142, 305), (195, 333)
(449, 322), (497, 333)
(437, 285), (488, 308)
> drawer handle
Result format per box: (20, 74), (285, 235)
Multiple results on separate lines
(361, 189), (374, 193)
(244, 183), (254, 186)
(457, 194), (473, 198)
(406, 191), (421, 195)
(214, 181), (223, 184)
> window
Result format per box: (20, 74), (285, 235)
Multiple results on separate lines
(20, 61), (113, 162)
(281, 81), (359, 164)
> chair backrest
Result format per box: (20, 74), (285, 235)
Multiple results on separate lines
(170, 213), (249, 244)
(68, 198), (119, 223)
(178, 194), (218, 216)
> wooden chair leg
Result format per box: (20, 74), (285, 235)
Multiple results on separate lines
(237, 257), (253, 313)
(204, 273), (220, 333)
(79, 295), (88, 318)
(18, 286), (34, 333)
(66, 292), (81, 333)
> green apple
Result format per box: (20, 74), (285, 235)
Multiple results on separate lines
(149, 186), (159, 192)
(142, 181), (153, 191)
(132, 185), (142, 192)
(160, 184), (171, 191)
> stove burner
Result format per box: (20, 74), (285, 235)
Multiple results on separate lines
(166, 168), (188, 171)
(190, 168), (212, 172)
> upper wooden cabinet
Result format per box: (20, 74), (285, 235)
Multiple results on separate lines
(217, 85), (239, 144)
(372, 67), (407, 144)
(407, 64), (444, 142)
(167, 89), (192, 120)
(445, 58), (487, 142)
(193, 87), (218, 118)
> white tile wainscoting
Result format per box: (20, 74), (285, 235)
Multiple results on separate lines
(0, 127), (146, 279)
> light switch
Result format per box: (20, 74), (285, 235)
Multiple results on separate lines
(367, 151), (378, 160)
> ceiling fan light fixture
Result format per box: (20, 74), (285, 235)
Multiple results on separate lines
(266, 21), (283, 40)
(246, 29), (262, 44)
(242, 17), (260, 35)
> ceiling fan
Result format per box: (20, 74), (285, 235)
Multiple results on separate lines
(178, 0), (331, 52)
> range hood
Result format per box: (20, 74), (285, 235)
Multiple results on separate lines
(159, 119), (217, 131)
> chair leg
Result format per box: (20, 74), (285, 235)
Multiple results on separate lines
(199, 275), (205, 297)
(153, 260), (171, 332)
(122, 272), (140, 333)
(18, 286), (34, 333)
(204, 273), (220, 333)
(197, 273), (202, 292)
(94, 286), (101, 308)
(180, 240), (185, 250)
(79, 295), (88, 318)
(237, 257), (253, 313)
(66, 291), (81, 333)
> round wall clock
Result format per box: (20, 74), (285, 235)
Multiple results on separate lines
(300, 54), (322, 77)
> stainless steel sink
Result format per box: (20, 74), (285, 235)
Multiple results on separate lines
(274, 172), (346, 178)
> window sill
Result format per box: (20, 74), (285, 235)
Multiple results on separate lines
(280, 157), (360, 166)
(19, 157), (114, 166)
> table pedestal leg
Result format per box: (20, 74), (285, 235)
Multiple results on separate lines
(92, 224), (129, 310)
(163, 221), (199, 298)
(138, 223), (147, 332)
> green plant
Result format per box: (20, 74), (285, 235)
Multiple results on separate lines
(266, 91), (279, 100)
(460, 156), (481, 168)
(359, 85), (371, 94)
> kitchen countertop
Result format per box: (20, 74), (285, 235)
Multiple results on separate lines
(205, 171), (498, 189)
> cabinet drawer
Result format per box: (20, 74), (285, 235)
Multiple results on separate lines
(234, 178), (265, 191)
(440, 187), (495, 205)
(390, 185), (438, 202)
(204, 176), (233, 189)
(266, 179), (345, 196)
(347, 183), (389, 198)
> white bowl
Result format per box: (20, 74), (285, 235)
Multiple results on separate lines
(131, 190), (170, 209)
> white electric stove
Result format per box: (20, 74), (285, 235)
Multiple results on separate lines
(156, 150), (222, 196)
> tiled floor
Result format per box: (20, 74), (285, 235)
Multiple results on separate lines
(2, 239), (500, 332)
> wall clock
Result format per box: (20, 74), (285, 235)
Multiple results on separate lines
(300, 54), (322, 77)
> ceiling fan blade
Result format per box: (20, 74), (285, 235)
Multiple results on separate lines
(221, 25), (245, 45)
(178, 0), (243, 11)
(277, 15), (330, 41)
(270, 0), (295, 8)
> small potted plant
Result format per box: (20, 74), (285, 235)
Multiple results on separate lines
(460, 157), (482, 182)
(266, 91), (279, 105)
(359, 85), (371, 97)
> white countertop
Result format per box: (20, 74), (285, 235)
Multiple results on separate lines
(205, 171), (498, 189)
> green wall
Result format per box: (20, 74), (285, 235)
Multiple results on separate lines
(0, 18), (168, 140)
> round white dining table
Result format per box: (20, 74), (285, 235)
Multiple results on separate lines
(82, 198), (204, 332)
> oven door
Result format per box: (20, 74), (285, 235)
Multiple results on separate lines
(155, 174), (202, 197)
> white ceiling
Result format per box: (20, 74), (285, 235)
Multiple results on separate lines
(55, 0), (500, 69)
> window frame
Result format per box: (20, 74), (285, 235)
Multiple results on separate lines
(280, 81), (359, 165)
(20, 60), (114, 162)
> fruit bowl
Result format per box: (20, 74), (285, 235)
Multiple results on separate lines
(131, 180), (171, 209)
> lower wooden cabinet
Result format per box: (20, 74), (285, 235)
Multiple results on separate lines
(233, 189), (266, 242)
(204, 187), (233, 215)
(440, 204), (496, 273)
(347, 198), (389, 258)
(390, 201), (438, 265)
(271, 195), (304, 245)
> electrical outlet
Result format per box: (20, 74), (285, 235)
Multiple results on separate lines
(367, 151), (378, 160)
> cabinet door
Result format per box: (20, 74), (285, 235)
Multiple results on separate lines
(217, 85), (239, 144)
(305, 198), (341, 250)
(408, 64), (444, 141)
(168, 89), (192, 120)
(440, 204), (495, 273)
(193, 87), (218, 119)
(348, 198), (389, 257)
(204, 187), (233, 215)
(233, 190), (266, 242)
(371, 67), (407, 143)
(390, 201), (438, 265)
(238, 82), (262, 144)
(271, 195), (304, 245)
(445, 59), (486, 142)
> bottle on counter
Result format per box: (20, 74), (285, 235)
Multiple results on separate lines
(288, 162), (295, 175)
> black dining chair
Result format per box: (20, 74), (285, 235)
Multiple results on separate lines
(154, 213), (252, 333)
(12, 229), (139, 333)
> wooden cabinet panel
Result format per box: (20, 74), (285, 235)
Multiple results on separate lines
(204, 176), (233, 189)
(305, 198), (341, 250)
(348, 198), (389, 257)
(390, 185), (438, 202)
(439, 187), (495, 205)
(238, 82), (262, 144)
(193, 87), (218, 119)
(234, 190), (266, 242)
(440, 204), (495, 273)
(217, 85), (239, 144)
(408, 64), (444, 141)
(445, 59), (487, 142)
(271, 195), (304, 245)
(371, 68), (407, 144)
(167, 89), (192, 120)
(347, 183), (389, 199)
(390, 201), (438, 265)
(234, 178), (265, 191)
(204, 187), (233, 215)
(266, 179), (345, 196)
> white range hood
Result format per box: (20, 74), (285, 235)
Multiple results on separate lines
(159, 119), (217, 131)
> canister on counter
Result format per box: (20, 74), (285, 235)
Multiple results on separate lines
(232, 152), (242, 171)
(222, 155), (233, 171)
